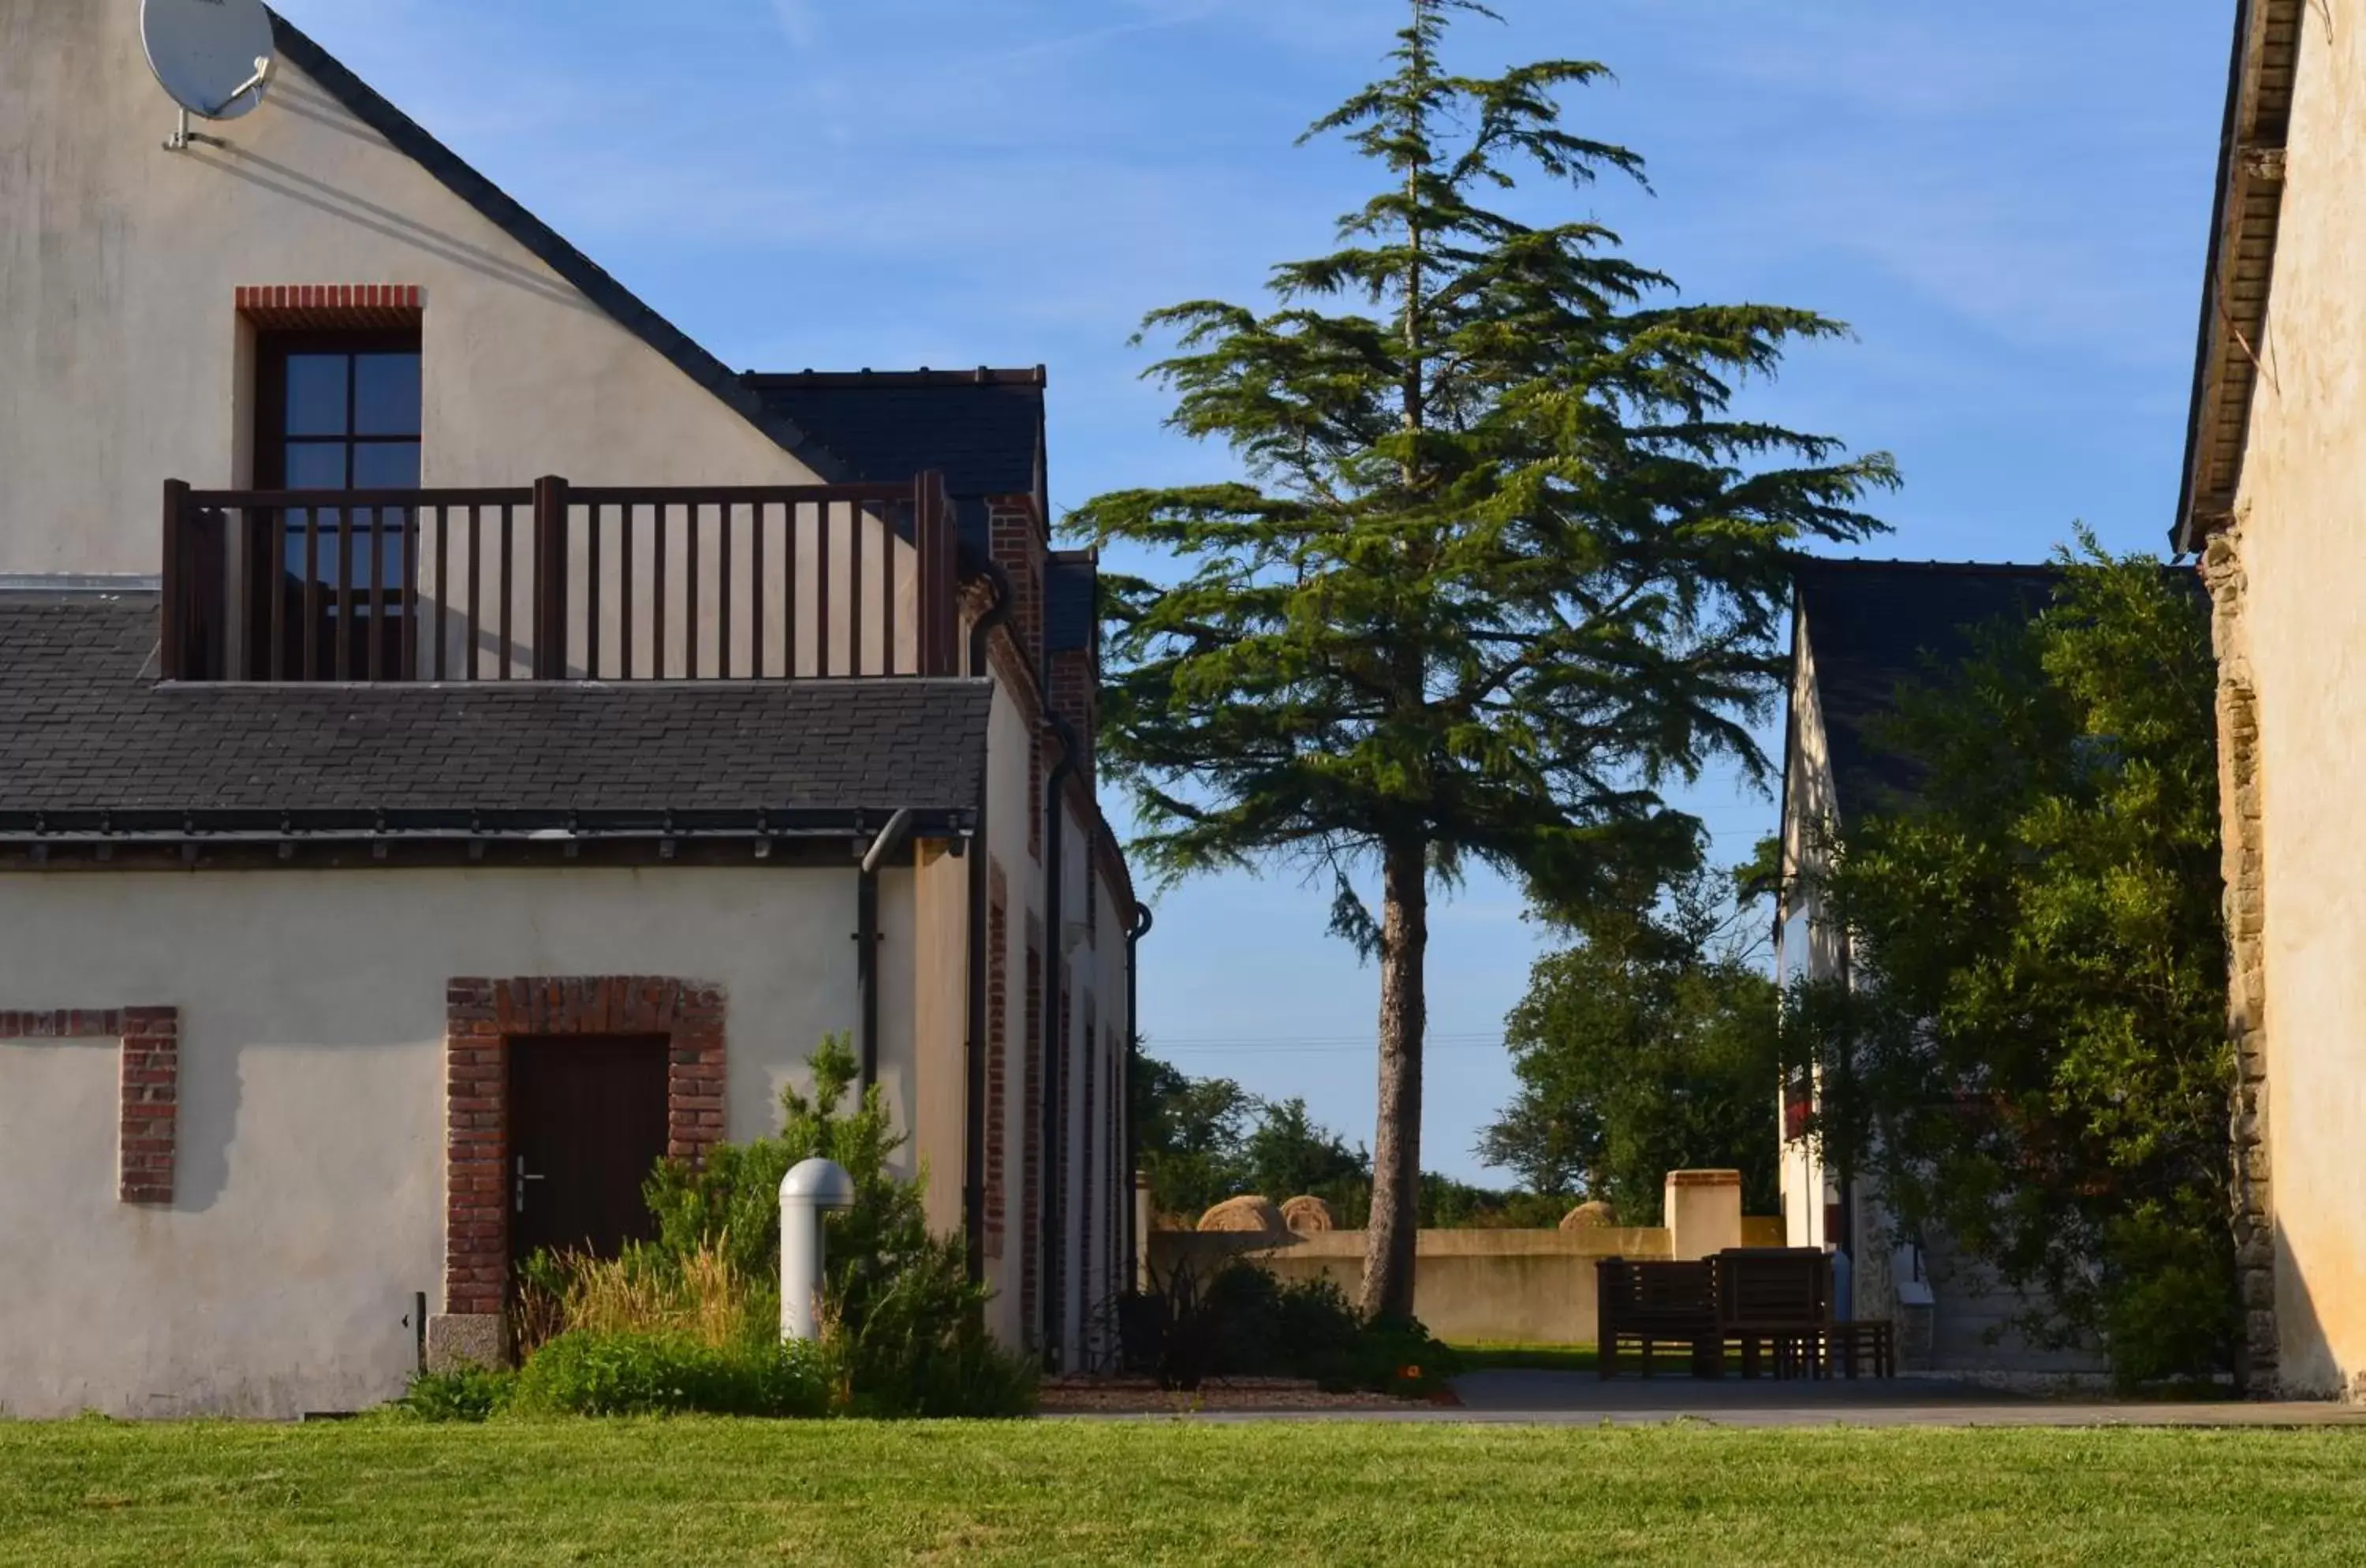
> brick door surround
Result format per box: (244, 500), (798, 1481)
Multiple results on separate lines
(431, 977), (725, 1367)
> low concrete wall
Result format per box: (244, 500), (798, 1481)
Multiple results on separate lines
(1149, 1227), (1655, 1345)
(1150, 1217), (1790, 1345)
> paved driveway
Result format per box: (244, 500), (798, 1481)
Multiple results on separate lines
(1069, 1372), (2366, 1427)
(1439, 1369), (2366, 1427)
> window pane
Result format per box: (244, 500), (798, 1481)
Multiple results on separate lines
(353, 442), (420, 489)
(283, 355), (349, 437)
(354, 353), (422, 436)
(283, 443), (348, 489)
(282, 510), (345, 577)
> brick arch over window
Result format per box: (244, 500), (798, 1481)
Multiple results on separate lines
(442, 977), (726, 1317)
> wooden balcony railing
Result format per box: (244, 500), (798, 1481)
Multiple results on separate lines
(159, 474), (962, 682)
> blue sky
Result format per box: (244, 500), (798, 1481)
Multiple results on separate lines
(279, 0), (2234, 1182)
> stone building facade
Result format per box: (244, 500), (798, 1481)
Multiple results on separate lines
(2176, 0), (2365, 1400)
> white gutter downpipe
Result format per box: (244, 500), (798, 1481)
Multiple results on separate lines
(781, 1157), (857, 1342)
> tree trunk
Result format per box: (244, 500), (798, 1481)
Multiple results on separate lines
(1360, 834), (1429, 1323)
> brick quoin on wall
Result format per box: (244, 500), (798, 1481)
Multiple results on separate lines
(985, 864), (1010, 1261)
(1021, 920), (1044, 1345)
(1048, 647), (1096, 790)
(987, 497), (1046, 669)
(443, 976), (726, 1318)
(1080, 994), (1098, 1314)
(0, 1007), (180, 1205)
(1052, 976), (1072, 1341)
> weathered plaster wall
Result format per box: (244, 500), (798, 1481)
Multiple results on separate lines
(0, 0), (822, 573)
(909, 842), (971, 1239)
(2219, 2), (2366, 1400)
(1778, 616), (1842, 1251)
(0, 866), (871, 1419)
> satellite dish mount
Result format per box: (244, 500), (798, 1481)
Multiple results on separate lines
(141, 0), (278, 153)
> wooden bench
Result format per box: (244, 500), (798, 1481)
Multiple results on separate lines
(1717, 1247), (1829, 1379)
(1823, 1319), (1896, 1378)
(1717, 1247), (1895, 1379)
(1596, 1258), (1720, 1379)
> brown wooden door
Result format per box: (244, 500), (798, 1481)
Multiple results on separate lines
(509, 1036), (670, 1266)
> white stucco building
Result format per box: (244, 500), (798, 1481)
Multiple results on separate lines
(0, 0), (1141, 1417)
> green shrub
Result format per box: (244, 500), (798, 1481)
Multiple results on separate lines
(393, 1365), (517, 1424)
(1312, 1316), (1460, 1399)
(831, 1230), (1039, 1417)
(524, 1035), (1037, 1420)
(513, 1238), (772, 1360)
(1117, 1257), (1453, 1397)
(511, 1331), (833, 1419)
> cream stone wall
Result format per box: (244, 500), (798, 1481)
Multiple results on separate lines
(0, 865), (881, 1419)
(2215, 6), (2366, 1401)
(1153, 1227), (1678, 1347)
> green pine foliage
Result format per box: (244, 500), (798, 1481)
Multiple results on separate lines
(1785, 539), (2236, 1385)
(1075, 0), (1892, 1315)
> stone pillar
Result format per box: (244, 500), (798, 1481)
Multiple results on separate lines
(2204, 527), (2278, 1397)
(1665, 1170), (1744, 1261)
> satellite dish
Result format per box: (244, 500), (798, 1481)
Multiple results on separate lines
(143, 0), (276, 127)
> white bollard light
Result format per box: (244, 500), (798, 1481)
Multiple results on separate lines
(780, 1157), (857, 1343)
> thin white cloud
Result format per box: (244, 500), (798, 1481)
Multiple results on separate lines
(772, 0), (820, 50)
(979, 0), (1228, 70)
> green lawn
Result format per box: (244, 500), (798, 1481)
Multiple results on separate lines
(3, 1420), (2362, 1566)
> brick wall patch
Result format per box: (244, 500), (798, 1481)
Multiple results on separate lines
(442, 976), (726, 1317)
(0, 1007), (181, 1205)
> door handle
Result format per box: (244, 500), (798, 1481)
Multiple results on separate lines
(513, 1155), (547, 1215)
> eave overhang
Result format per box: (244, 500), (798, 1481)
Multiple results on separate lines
(2176, 0), (2305, 555)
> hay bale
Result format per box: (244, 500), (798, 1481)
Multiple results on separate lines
(1197, 1195), (1286, 1234)
(1280, 1195), (1335, 1234)
(1560, 1200), (1618, 1230)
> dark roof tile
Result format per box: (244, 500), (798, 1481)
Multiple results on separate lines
(1045, 553), (1097, 655)
(740, 371), (1046, 506)
(1794, 560), (2064, 821)
(0, 592), (989, 827)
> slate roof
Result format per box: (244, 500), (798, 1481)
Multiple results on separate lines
(740, 371), (1047, 503)
(1045, 552), (1097, 655)
(1793, 560), (2064, 823)
(0, 591), (989, 834)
